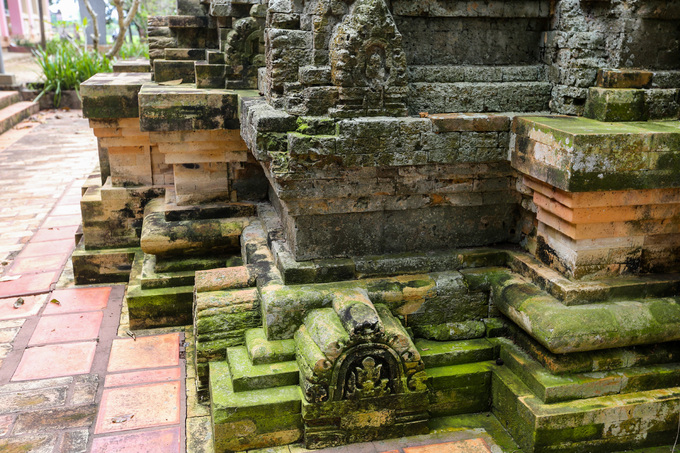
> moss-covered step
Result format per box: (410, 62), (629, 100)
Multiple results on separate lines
(226, 346), (298, 392)
(260, 270), (493, 340)
(193, 288), (261, 397)
(71, 241), (138, 285)
(210, 361), (303, 452)
(507, 321), (680, 376)
(245, 328), (296, 365)
(584, 87), (647, 122)
(138, 83), (257, 131)
(125, 251), (194, 329)
(499, 337), (680, 404)
(140, 254), (195, 289)
(427, 361), (494, 417)
(195, 61), (227, 89)
(153, 59), (196, 83)
(272, 236), (508, 285)
(80, 72), (151, 119)
(492, 364), (680, 452)
(505, 251), (680, 306)
(512, 116), (680, 192)
(415, 338), (495, 368)
(140, 198), (249, 256)
(488, 269), (680, 354)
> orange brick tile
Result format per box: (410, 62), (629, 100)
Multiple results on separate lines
(107, 333), (180, 372)
(403, 438), (491, 453)
(95, 382), (181, 433)
(8, 253), (67, 276)
(29, 311), (103, 345)
(44, 287), (111, 314)
(91, 427), (181, 453)
(105, 368), (182, 388)
(17, 239), (74, 259)
(12, 341), (97, 380)
(0, 294), (48, 319)
(0, 272), (58, 298)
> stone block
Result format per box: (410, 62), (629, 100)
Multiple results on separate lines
(153, 60), (197, 83)
(112, 58), (151, 73)
(139, 83), (240, 132)
(164, 48), (207, 60)
(245, 328), (296, 365)
(226, 346), (298, 391)
(81, 72), (151, 119)
(596, 69), (653, 89)
(512, 116), (680, 192)
(584, 87), (648, 122)
(210, 361), (302, 452)
(429, 113), (510, 133)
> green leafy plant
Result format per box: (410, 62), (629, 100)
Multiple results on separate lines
(32, 39), (112, 107)
(117, 40), (149, 59)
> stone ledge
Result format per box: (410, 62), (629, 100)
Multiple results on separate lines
(512, 115), (680, 192)
(79, 72), (152, 119)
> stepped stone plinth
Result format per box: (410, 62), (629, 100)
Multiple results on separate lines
(76, 0), (680, 451)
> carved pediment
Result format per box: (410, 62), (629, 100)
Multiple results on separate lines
(328, 0), (408, 116)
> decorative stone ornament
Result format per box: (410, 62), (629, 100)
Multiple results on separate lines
(295, 296), (428, 448)
(329, 0), (408, 117)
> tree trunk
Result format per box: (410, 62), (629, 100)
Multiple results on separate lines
(82, 0), (99, 53)
(106, 0), (141, 59)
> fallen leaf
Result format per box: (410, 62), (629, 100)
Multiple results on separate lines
(13, 297), (24, 309)
(50, 299), (61, 305)
(159, 79), (183, 86)
(126, 330), (136, 341)
(111, 414), (134, 423)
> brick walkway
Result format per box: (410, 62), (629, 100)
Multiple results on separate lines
(0, 113), (186, 452)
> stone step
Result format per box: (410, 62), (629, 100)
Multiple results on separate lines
(210, 361), (302, 452)
(112, 58), (151, 73)
(226, 346), (298, 392)
(140, 254), (195, 290)
(138, 82), (247, 132)
(154, 254), (241, 273)
(164, 48), (207, 60)
(195, 60), (226, 89)
(492, 364), (680, 452)
(125, 251), (194, 329)
(0, 101), (38, 135)
(139, 252), (243, 290)
(153, 59), (196, 83)
(409, 81), (551, 115)
(140, 199), (247, 257)
(194, 266), (256, 293)
(207, 50), (225, 64)
(71, 240), (137, 285)
(499, 337), (680, 404)
(427, 361), (494, 417)
(193, 288), (261, 395)
(79, 185), (139, 249)
(416, 338), (496, 368)
(245, 328), (295, 365)
(0, 91), (21, 110)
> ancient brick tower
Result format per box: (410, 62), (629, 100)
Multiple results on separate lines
(78, 0), (680, 451)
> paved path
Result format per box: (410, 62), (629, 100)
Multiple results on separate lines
(0, 113), (187, 452)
